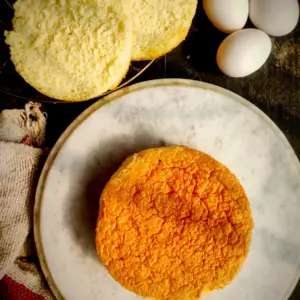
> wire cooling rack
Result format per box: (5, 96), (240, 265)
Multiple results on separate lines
(0, 0), (154, 103)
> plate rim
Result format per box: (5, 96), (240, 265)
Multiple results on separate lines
(34, 78), (300, 300)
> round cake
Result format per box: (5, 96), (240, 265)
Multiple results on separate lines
(5, 0), (132, 101)
(130, 0), (198, 60)
(96, 146), (253, 299)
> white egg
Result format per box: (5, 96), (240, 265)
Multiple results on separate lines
(216, 29), (272, 78)
(250, 0), (299, 37)
(203, 0), (249, 33)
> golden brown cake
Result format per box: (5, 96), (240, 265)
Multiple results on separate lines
(96, 146), (253, 299)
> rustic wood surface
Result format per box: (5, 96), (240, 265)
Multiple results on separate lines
(0, 1), (299, 299)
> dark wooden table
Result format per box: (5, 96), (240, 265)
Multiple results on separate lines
(0, 2), (299, 299)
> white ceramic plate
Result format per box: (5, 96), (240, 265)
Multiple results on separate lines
(34, 79), (300, 300)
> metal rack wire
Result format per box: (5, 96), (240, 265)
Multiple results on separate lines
(0, 0), (154, 104)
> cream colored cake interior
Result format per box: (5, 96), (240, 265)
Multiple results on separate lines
(131, 0), (197, 60)
(5, 0), (198, 100)
(5, 0), (133, 101)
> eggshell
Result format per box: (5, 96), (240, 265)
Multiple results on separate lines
(203, 0), (249, 33)
(217, 29), (272, 78)
(250, 0), (299, 37)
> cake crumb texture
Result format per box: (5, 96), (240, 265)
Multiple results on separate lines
(131, 0), (197, 60)
(5, 0), (132, 101)
(96, 146), (253, 300)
